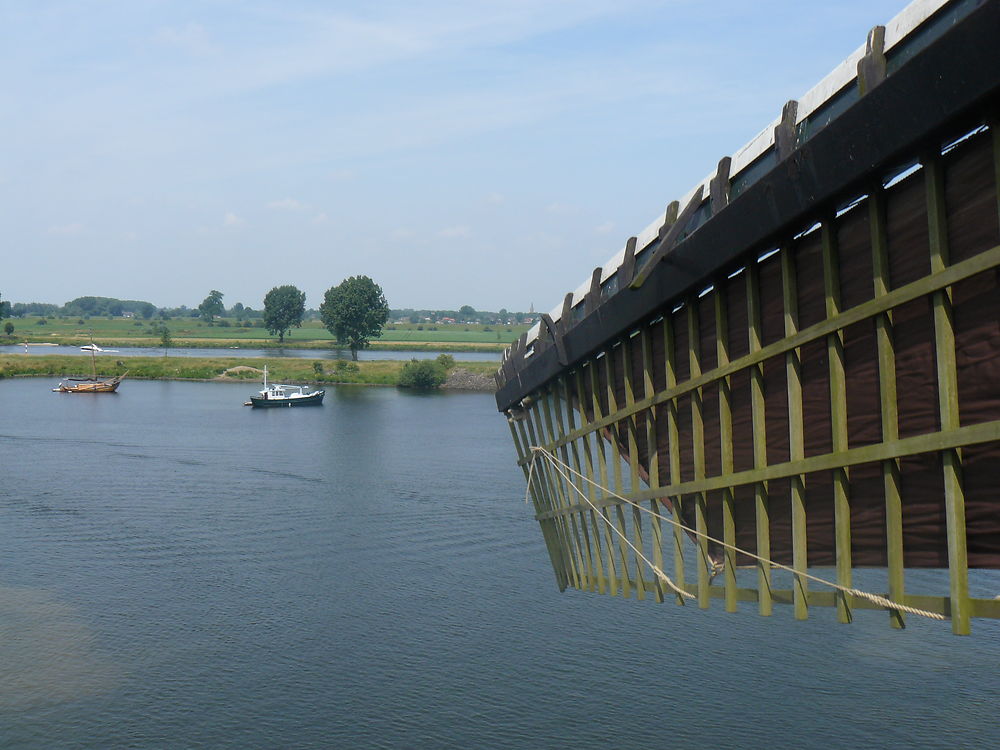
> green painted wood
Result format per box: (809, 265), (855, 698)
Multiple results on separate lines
(715, 291), (738, 613)
(782, 247), (809, 620)
(588, 360), (619, 596)
(664, 315), (687, 605)
(536, 420), (1000, 520)
(518, 243), (1000, 463)
(688, 304), (711, 609)
(870, 185), (906, 629)
(575, 368), (608, 594)
(604, 347), (634, 598)
(822, 220), (853, 624)
(746, 262), (773, 616)
(525, 399), (574, 588)
(623, 336), (647, 601)
(559, 375), (597, 592)
(539, 391), (585, 591)
(641, 328), (666, 603)
(925, 150), (970, 635)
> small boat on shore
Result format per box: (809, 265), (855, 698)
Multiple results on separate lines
(246, 366), (324, 408)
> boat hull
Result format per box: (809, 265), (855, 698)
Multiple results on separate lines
(53, 375), (125, 393)
(249, 390), (325, 408)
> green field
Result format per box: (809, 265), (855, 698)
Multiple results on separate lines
(1, 316), (527, 351)
(0, 354), (499, 389)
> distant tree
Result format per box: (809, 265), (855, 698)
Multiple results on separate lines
(198, 290), (225, 321)
(157, 324), (172, 355)
(230, 302), (245, 321)
(4, 321), (13, 336)
(459, 305), (476, 320)
(320, 276), (389, 361)
(515, 311), (525, 323)
(0, 292), (8, 321)
(263, 285), (306, 342)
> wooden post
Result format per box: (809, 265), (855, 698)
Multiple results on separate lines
(605, 347), (634, 597)
(590, 359), (619, 596)
(822, 219), (853, 624)
(664, 315), (687, 605)
(715, 290), (738, 612)
(746, 263), (772, 615)
(688, 303), (711, 609)
(925, 150), (970, 635)
(870, 184), (906, 629)
(575, 368), (608, 594)
(623, 335), (647, 600)
(782, 246), (809, 620)
(557, 375), (596, 592)
(641, 328), (666, 603)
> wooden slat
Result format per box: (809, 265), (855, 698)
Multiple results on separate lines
(746, 262), (772, 616)
(559, 375), (597, 592)
(540, 390), (585, 590)
(604, 346), (634, 598)
(575, 368), (608, 594)
(641, 328), (666, 603)
(822, 219), (853, 624)
(589, 359), (619, 596)
(664, 314), (687, 605)
(925, 150), (970, 635)
(870, 185), (906, 629)
(715, 290), (738, 612)
(688, 304), (711, 609)
(622, 337), (647, 601)
(521, 243), (1000, 460)
(782, 246), (809, 620)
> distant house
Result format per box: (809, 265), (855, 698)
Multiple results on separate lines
(122, 312), (134, 318)
(440, 317), (456, 324)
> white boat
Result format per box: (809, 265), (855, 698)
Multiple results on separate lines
(80, 343), (119, 353)
(246, 366), (324, 408)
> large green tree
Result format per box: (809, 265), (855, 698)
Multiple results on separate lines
(263, 285), (306, 342)
(320, 276), (389, 360)
(198, 290), (224, 321)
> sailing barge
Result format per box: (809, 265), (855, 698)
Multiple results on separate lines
(496, 0), (1000, 634)
(53, 342), (127, 393)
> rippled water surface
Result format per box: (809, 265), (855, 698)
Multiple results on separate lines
(1, 378), (997, 749)
(0, 344), (500, 361)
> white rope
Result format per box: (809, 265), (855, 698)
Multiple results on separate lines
(527, 446), (946, 622)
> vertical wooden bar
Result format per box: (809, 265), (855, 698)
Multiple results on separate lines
(641, 328), (666, 603)
(822, 219), (853, 624)
(558, 375), (596, 592)
(688, 303), (710, 609)
(664, 314), (687, 605)
(604, 347), (634, 598)
(925, 150), (970, 635)
(511, 415), (567, 589)
(590, 359), (619, 596)
(870, 184), (906, 629)
(623, 334), (647, 600)
(715, 290), (737, 612)
(540, 390), (585, 590)
(525, 398), (575, 588)
(782, 246), (809, 620)
(574, 368), (608, 594)
(746, 263), (772, 615)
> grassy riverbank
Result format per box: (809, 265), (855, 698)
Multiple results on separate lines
(2, 317), (528, 352)
(0, 355), (499, 390)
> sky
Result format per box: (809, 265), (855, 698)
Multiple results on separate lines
(2, 0), (910, 313)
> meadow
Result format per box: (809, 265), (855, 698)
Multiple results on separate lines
(2, 315), (529, 351)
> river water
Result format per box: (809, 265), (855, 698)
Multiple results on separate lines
(1, 378), (997, 748)
(0, 344), (500, 362)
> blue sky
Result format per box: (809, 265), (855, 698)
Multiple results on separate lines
(3, 0), (907, 312)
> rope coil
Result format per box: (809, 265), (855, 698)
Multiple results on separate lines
(527, 446), (946, 622)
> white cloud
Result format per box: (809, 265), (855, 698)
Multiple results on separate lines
(223, 212), (245, 227)
(485, 192), (505, 205)
(153, 23), (217, 57)
(545, 202), (578, 215)
(594, 221), (615, 234)
(312, 212), (330, 224)
(438, 225), (471, 238)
